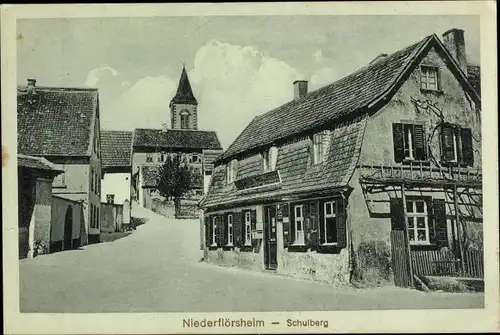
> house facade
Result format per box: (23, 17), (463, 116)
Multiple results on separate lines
(17, 80), (103, 246)
(131, 66), (224, 210)
(100, 130), (133, 227)
(199, 29), (482, 287)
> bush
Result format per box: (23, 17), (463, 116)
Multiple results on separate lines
(352, 240), (392, 286)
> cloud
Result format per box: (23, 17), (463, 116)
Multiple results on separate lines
(85, 65), (118, 87)
(313, 49), (323, 63)
(310, 67), (338, 88)
(99, 40), (305, 150)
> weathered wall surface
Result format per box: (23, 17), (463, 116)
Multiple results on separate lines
(360, 47), (481, 169)
(171, 103), (198, 130)
(100, 203), (124, 233)
(101, 172), (131, 205)
(51, 196), (84, 251)
(32, 178), (53, 256)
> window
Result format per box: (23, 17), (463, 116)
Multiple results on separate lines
(293, 205), (304, 245)
(90, 205), (95, 229)
(441, 124), (474, 166)
(406, 199), (429, 245)
(96, 207), (100, 229)
(191, 154), (199, 163)
(227, 214), (233, 246)
(90, 169), (94, 192)
(146, 153), (153, 163)
(420, 66), (439, 91)
(323, 201), (338, 244)
(226, 159), (236, 183)
(393, 123), (427, 162)
(244, 211), (252, 246)
(312, 133), (324, 164)
(211, 217), (217, 246)
(159, 153), (165, 163)
(180, 111), (190, 129)
(263, 146), (278, 171)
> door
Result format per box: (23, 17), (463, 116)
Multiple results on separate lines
(64, 206), (73, 250)
(264, 205), (278, 270)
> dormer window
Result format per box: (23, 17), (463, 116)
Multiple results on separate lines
(420, 66), (440, 91)
(263, 146), (278, 172)
(226, 159), (237, 183)
(312, 133), (324, 165)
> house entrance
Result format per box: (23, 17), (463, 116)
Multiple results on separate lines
(64, 206), (73, 250)
(263, 205), (278, 270)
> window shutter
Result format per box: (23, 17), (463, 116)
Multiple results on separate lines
(318, 201), (325, 244)
(250, 209), (257, 232)
(426, 200), (436, 244)
(392, 123), (404, 163)
(441, 125), (455, 161)
(433, 198), (448, 247)
(460, 128), (474, 166)
(233, 212), (242, 247)
(413, 124), (427, 160)
(204, 216), (210, 247)
(282, 203), (291, 248)
(390, 198), (405, 231)
(303, 202), (311, 245)
(223, 214), (229, 246)
(336, 200), (347, 248)
(309, 201), (319, 247)
(217, 215), (224, 247)
(290, 204), (296, 244)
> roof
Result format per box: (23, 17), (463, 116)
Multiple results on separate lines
(170, 66), (198, 106)
(200, 119), (366, 209)
(17, 154), (64, 172)
(217, 33), (481, 163)
(133, 128), (222, 150)
(101, 130), (133, 168)
(17, 85), (99, 157)
(203, 149), (224, 173)
(467, 64), (481, 96)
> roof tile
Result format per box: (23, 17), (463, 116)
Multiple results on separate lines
(101, 130), (133, 168)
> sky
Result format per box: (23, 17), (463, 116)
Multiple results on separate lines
(17, 15), (480, 150)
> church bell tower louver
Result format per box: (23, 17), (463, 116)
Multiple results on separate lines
(169, 65), (198, 130)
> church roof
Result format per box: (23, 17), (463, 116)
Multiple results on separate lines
(170, 66), (198, 106)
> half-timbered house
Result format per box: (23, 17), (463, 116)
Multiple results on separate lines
(199, 28), (482, 287)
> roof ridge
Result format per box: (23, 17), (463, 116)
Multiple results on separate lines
(17, 85), (99, 92)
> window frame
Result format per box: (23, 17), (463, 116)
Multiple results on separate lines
(293, 205), (305, 245)
(406, 199), (430, 245)
(322, 200), (338, 245)
(226, 160), (236, 184)
(312, 133), (324, 165)
(146, 153), (153, 163)
(244, 211), (252, 246)
(211, 217), (217, 247)
(226, 214), (234, 246)
(420, 65), (440, 92)
(180, 110), (190, 129)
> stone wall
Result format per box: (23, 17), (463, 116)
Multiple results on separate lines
(51, 196), (85, 252)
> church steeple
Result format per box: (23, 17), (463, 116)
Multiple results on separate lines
(170, 65), (198, 107)
(170, 65), (199, 130)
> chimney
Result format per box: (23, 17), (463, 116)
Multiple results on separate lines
(162, 123), (169, 132)
(27, 78), (36, 88)
(293, 80), (308, 100)
(442, 28), (467, 76)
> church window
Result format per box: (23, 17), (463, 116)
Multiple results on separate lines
(180, 110), (190, 129)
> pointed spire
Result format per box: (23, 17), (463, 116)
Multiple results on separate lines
(170, 64), (198, 106)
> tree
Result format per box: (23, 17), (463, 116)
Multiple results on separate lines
(156, 155), (195, 218)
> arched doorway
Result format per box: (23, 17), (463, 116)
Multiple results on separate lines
(64, 206), (73, 250)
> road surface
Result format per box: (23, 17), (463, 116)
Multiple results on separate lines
(19, 205), (484, 312)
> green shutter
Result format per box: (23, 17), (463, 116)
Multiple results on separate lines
(336, 199), (347, 248)
(204, 216), (209, 247)
(250, 209), (257, 232)
(390, 198), (405, 231)
(460, 128), (474, 166)
(217, 215), (224, 247)
(433, 199), (448, 247)
(393, 123), (405, 163)
(233, 212), (242, 247)
(309, 201), (319, 247)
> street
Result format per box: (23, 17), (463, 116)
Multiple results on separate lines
(19, 205), (484, 313)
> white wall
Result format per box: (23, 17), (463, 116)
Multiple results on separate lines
(101, 173), (131, 205)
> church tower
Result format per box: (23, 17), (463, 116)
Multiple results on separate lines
(169, 65), (198, 130)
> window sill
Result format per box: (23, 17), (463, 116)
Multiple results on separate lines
(402, 159), (430, 165)
(320, 242), (338, 246)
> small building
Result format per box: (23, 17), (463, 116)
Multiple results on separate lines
(131, 66), (223, 211)
(17, 80), (103, 245)
(199, 29), (483, 287)
(100, 130), (133, 226)
(18, 154), (63, 258)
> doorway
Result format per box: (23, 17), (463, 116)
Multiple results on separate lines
(64, 206), (73, 250)
(263, 205), (278, 270)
